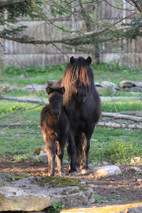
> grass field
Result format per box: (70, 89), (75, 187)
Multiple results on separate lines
(0, 62), (142, 164)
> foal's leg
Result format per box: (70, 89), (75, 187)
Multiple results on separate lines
(56, 140), (65, 177)
(46, 140), (56, 176)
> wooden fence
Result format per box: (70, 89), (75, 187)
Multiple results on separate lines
(0, 1), (142, 68)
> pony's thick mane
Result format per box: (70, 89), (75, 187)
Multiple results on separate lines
(62, 57), (94, 88)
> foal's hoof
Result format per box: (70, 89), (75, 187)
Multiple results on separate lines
(58, 172), (65, 177)
(81, 168), (91, 175)
(48, 173), (54, 177)
(69, 171), (78, 177)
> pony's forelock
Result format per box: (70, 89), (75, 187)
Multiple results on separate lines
(63, 57), (94, 88)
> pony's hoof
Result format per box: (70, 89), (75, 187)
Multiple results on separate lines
(81, 168), (91, 175)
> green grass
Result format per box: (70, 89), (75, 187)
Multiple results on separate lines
(2, 62), (142, 87)
(0, 104), (141, 163)
(102, 99), (142, 112)
(90, 127), (142, 164)
(0, 62), (142, 164)
(2, 64), (66, 87)
(92, 62), (142, 84)
(94, 191), (118, 203)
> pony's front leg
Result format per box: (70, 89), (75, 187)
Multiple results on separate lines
(67, 132), (77, 175)
(46, 141), (56, 176)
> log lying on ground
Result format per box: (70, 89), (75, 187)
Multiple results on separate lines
(0, 95), (48, 105)
(1, 122), (142, 129)
(98, 122), (142, 129)
(0, 95), (142, 122)
(102, 112), (142, 122)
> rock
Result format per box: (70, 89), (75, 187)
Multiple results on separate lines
(95, 82), (102, 87)
(24, 84), (46, 91)
(96, 81), (119, 96)
(134, 81), (142, 88)
(34, 146), (48, 163)
(124, 87), (142, 92)
(0, 173), (12, 182)
(0, 84), (17, 94)
(128, 167), (142, 172)
(61, 203), (142, 213)
(39, 153), (48, 163)
(96, 87), (103, 95)
(120, 205), (142, 213)
(131, 157), (141, 164)
(101, 81), (119, 90)
(119, 81), (135, 88)
(0, 176), (94, 211)
(92, 165), (122, 178)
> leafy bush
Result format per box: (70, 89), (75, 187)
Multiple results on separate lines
(90, 139), (142, 164)
(4, 66), (23, 75)
(4, 63), (68, 75)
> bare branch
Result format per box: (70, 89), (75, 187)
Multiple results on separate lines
(126, 0), (142, 13)
(104, 0), (136, 12)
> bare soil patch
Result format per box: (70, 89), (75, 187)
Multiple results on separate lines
(0, 160), (142, 206)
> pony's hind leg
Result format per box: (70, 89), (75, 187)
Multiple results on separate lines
(80, 124), (95, 174)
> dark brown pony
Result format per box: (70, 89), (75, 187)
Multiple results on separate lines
(55, 56), (101, 174)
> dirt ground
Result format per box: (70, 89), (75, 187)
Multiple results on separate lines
(0, 160), (142, 206)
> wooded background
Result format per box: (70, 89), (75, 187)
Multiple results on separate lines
(0, 0), (142, 67)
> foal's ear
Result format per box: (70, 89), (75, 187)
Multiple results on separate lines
(59, 87), (65, 95)
(86, 56), (92, 65)
(70, 56), (75, 64)
(46, 86), (52, 94)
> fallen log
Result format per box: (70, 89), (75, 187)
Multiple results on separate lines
(98, 122), (142, 129)
(0, 123), (38, 128)
(1, 122), (142, 129)
(0, 95), (142, 122)
(102, 112), (142, 122)
(0, 95), (48, 105)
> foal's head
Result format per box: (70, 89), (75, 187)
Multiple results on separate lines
(46, 87), (65, 119)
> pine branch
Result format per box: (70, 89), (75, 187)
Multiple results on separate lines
(0, 11), (136, 45)
(0, 0), (31, 8)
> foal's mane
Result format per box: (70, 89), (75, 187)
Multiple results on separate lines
(62, 57), (94, 89)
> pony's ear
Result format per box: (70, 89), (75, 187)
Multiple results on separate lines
(70, 56), (75, 64)
(59, 87), (65, 94)
(86, 56), (92, 65)
(46, 86), (52, 94)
